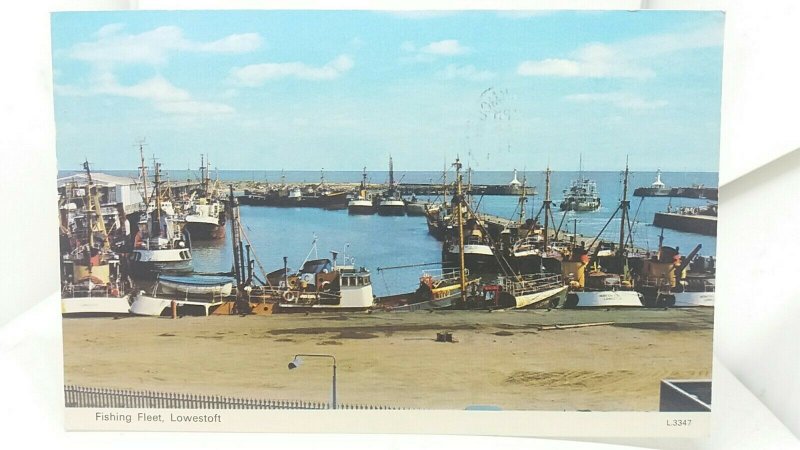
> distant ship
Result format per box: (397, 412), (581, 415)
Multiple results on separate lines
(559, 177), (601, 212)
(633, 169), (671, 197)
(182, 155), (226, 240)
(347, 168), (375, 215)
(559, 156), (601, 212)
(377, 156), (406, 216)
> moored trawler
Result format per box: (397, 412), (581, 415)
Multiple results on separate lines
(633, 242), (715, 307)
(181, 155), (226, 240)
(561, 162), (643, 308)
(377, 156), (406, 216)
(299, 174), (349, 208)
(60, 160), (132, 317)
(128, 153), (193, 278)
(347, 167), (375, 215)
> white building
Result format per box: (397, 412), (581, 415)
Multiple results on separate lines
(57, 172), (144, 211)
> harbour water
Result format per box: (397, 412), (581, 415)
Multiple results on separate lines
(103, 169), (720, 298)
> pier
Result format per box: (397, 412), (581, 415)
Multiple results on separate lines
(633, 186), (718, 200)
(653, 212), (717, 236)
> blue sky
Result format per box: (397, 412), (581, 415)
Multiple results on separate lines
(52, 10), (724, 172)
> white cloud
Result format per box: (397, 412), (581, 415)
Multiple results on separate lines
(229, 55), (354, 86)
(59, 72), (234, 116)
(517, 20), (723, 79)
(401, 39), (470, 63)
(421, 39), (469, 56)
(70, 24), (262, 66)
(437, 64), (494, 81)
(565, 92), (668, 110)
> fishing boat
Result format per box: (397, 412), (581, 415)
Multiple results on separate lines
(129, 290), (226, 316)
(425, 206), (448, 241)
(347, 168), (375, 214)
(157, 274), (235, 297)
(298, 170), (349, 209)
(238, 174), (303, 207)
(262, 251), (375, 312)
(60, 161), (132, 317)
(560, 156), (600, 212)
(377, 156), (406, 216)
(634, 238), (715, 307)
(182, 155), (226, 240)
(441, 160), (508, 274)
(505, 167), (568, 275)
(404, 195), (430, 216)
(381, 269), (478, 311)
(560, 162), (644, 308)
(443, 217), (498, 273)
(128, 152), (193, 278)
(633, 169), (671, 197)
(457, 273), (566, 310)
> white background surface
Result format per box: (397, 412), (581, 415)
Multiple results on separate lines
(1, 1), (798, 448)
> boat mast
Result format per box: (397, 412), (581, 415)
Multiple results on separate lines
(518, 173), (527, 225)
(154, 160), (162, 238)
(200, 154), (205, 195)
(389, 155), (394, 193)
(543, 166), (552, 259)
(454, 157), (467, 303)
(83, 160), (94, 269)
(618, 158), (630, 257)
(229, 185), (243, 286)
(138, 142), (148, 206)
(361, 167), (367, 197)
(82, 159), (109, 252)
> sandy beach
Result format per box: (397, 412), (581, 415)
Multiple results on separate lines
(62, 308), (713, 411)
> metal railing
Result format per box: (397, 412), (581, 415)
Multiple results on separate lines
(64, 385), (403, 410)
(502, 273), (563, 296)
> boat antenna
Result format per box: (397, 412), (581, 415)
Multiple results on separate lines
(453, 156), (467, 303)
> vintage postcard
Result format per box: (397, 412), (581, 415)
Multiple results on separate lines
(54, 8), (722, 436)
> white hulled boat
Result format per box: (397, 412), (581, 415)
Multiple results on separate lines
(377, 156), (406, 216)
(347, 167), (375, 215)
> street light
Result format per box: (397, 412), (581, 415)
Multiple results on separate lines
(288, 353), (337, 409)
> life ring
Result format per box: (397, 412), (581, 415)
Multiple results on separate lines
(283, 290), (296, 302)
(319, 280), (331, 291)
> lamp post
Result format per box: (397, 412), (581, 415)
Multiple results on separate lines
(288, 353), (337, 409)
